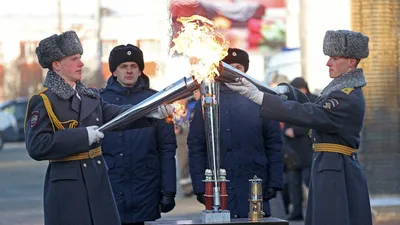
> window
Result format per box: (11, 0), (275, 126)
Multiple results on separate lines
(102, 40), (118, 62)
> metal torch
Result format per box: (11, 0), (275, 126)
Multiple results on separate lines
(98, 76), (199, 132)
(216, 62), (310, 103)
(200, 78), (221, 210)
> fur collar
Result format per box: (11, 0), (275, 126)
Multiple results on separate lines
(43, 70), (98, 99)
(320, 68), (366, 97)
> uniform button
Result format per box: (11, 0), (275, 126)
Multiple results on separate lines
(226, 128), (231, 132)
(225, 111), (229, 114)
(116, 97), (121, 101)
(234, 215), (238, 218)
(97, 160), (101, 164)
(313, 138), (316, 142)
(83, 163), (87, 167)
(96, 118), (99, 121)
(119, 133), (123, 137)
(120, 153), (124, 156)
(119, 192), (123, 195)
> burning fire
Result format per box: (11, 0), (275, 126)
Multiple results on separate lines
(170, 15), (230, 82)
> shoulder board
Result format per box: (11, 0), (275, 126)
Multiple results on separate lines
(36, 87), (48, 95)
(341, 88), (355, 95)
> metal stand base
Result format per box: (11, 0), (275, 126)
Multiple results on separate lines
(201, 209), (231, 223)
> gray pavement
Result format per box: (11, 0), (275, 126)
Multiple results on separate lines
(0, 142), (399, 225)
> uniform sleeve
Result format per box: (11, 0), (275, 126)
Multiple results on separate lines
(24, 95), (90, 161)
(263, 119), (284, 190)
(100, 97), (154, 130)
(156, 119), (177, 194)
(260, 91), (351, 133)
(187, 100), (207, 194)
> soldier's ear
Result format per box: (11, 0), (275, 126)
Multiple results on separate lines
(348, 58), (357, 67)
(52, 61), (61, 71)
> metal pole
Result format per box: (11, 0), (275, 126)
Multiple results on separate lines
(94, 0), (103, 88)
(57, 0), (62, 33)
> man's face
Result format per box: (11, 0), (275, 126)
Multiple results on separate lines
(230, 63), (245, 73)
(193, 89), (201, 101)
(113, 62), (141, 87)
(53, 54), (84, 85)
(326, 57), (356, 78)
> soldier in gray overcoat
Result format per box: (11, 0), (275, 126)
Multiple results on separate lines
(24, 31), (171, 225)
(225, 30), (372, 225)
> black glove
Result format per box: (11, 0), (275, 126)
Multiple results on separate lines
(160, 192), (176, 213)
(264, 187), (278, 201)
(196, 193), (205, 205)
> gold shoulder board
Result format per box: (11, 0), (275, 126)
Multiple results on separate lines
(341, 88), (355, 95)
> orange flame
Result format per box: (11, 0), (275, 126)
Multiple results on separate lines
(170, 15), (230, 82)
(170, 99), (189, 128)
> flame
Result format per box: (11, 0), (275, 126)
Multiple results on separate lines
(170, 15), (230, 82)
(171, 99), (189, 127)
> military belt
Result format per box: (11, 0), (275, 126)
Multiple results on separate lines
(313, 143), (356, 156)
(49, 146), (102, 162)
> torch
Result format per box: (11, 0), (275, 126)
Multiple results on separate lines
(98, 76), (198, 132)
(200, 77), (221, 210)
(216, 62), (311, 103)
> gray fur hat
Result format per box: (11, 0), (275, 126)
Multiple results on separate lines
(36, 30), (83, 69)
(323, 30), (369, 59)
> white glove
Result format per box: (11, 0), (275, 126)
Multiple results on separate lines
(86, 125), (104, 146)
(225, 78), (264, 105)
(147, 104), (174, 119)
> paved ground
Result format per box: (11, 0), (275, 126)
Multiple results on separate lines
(0, 142), (399, 225)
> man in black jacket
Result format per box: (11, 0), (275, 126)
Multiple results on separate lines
(101, 44), (177, 225)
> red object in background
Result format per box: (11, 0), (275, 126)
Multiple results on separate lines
(247, 18), (263, 48)
(249, 0), (286, 8)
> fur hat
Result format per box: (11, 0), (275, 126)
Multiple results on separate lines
(108, 44), (144, 72)
(323, 30), (369, 59)
(222, 48), (250, 72)
(36, 30), (83, 69)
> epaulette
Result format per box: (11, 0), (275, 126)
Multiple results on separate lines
(341, 88), (355, 95)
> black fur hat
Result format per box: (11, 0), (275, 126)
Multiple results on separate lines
(222, 48), (250, 72)
(108, 44), (144, 72)
(323, 30), (369, 59)
(35, 30), (83, 69)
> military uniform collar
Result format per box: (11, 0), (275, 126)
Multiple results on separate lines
(320, 68), (366, 97)
(43, 70), (98, 100)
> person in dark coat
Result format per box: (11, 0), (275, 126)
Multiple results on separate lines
(282, 77), (317, 220)
(24, 31), (172, 225)
(188, 48), (283, 218)
(226, 30), (372, 225)
(101, 44), (177, 225)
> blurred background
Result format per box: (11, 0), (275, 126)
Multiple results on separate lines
(0, 0), (399, 224)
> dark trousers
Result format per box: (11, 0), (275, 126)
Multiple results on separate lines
(288, 167), (311, 215)
(122, 223), (144, 225)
